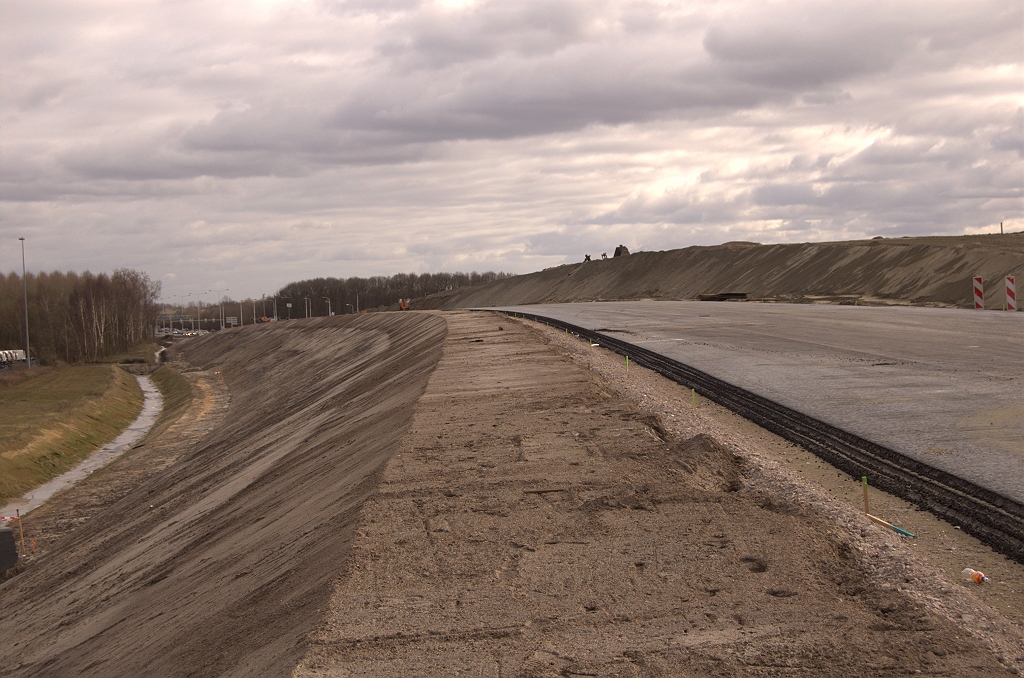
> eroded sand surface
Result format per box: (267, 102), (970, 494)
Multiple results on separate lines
(0, 314), (445, 677)
(296, 312), (1018, 676)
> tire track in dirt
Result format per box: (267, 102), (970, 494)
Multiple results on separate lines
(295, 311), (1012, 676)
(0, 313), (445, 677)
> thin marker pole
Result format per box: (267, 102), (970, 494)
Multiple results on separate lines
(19, 238), (30, 369)
(862, 476), (870, 514)
(16, 509), (25, 554)
(691, 388), (696, 408)
(625, 355), (629, 371)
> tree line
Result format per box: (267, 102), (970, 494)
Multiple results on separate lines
(0, 269), (161, 364)
(273, 270), (513, 318)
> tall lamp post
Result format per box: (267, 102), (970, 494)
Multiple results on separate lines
(303, 297), (310, 318)
(19, 238), (30, 368)
(214, 288), (229, 329)
(323, 297), (332, 316)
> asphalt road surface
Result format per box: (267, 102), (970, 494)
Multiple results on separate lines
(491, 301), (1024, 504)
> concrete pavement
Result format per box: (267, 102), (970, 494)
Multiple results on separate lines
(492, 301), (1024, 504)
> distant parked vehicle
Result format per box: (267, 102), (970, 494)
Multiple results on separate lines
(0, 349), (27, 370)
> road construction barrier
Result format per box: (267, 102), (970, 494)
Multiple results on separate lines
(974, 276), (984, 309)
(1007, 276), (1017, 311)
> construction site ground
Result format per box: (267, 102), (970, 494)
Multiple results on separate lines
(2, 311), (1022, 677)
(296, 312), (1023, 676)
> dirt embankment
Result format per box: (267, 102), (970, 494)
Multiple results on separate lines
(0, 314), (446, 677)
(416, 233), (1024, 310)
(295, 312), (1017, 676)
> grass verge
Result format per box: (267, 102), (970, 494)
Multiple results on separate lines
(0, 365), (143, 504)
(148, 366), (193, 437)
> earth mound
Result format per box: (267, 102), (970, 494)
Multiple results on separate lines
(0, 313), (445, 677)
(416, 233), (1024, 309)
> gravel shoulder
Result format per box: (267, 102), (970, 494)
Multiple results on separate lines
(296, 311), (1021, 676)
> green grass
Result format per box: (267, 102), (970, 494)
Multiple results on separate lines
(149, 365), (193, 437)
(0, 364), (144, 504)
(98, 342), (162, 364)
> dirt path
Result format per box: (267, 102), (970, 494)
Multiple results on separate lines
(296, 311), (1014, 676)
(0, 314), (445, 677)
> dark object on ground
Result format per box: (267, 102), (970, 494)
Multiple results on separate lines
(0, 528), (17, 573)
(584, 254), (591, 262)
(614, 245), (630, 257)
(697, 292), (748, 301)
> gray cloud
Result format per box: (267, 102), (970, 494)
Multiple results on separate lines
(1, 0), (1020, 299)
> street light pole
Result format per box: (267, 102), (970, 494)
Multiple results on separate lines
(18, 238), (30, 369)
(214, 289), (229, 329)
(323, 297), (331, 316)
(303, 297), (310, 318)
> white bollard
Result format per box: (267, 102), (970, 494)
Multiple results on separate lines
(973, 276), (984, 309)
(1008, 276), (1017, 311)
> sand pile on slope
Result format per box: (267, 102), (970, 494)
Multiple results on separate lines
(0, 313), (445, 678)
(417, 233), (1024, 309)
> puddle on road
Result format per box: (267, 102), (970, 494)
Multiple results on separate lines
(0, 374), (163, 520)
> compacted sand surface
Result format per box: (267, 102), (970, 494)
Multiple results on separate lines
(0, 314), (445, 677)
(295, 312), (1018, 676)
(2, 310), (1020, 677)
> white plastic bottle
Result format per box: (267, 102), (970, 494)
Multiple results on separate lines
(962, 568), (989, 584)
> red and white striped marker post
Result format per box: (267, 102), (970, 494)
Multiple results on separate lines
(973, 276), (984, 309)
(1008, 276), (1017, 311)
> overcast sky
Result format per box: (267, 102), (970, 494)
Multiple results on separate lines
(2, 0), (1021, 300)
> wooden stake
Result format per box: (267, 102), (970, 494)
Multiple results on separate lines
(862, 476), (870, 515)
(16, 509), (25, 555)
(692, 388), (696, 408)
(866, 513), (915, 538)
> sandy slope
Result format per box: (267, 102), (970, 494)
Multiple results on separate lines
(0, 314), (445, 677)
(416, 233), (1024, 310)
(3, 309), (1019, 676)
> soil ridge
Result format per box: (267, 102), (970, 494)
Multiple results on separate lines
(416, 233), (1024, 310)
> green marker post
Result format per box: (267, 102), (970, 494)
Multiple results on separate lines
(625, 355), (629, 371)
